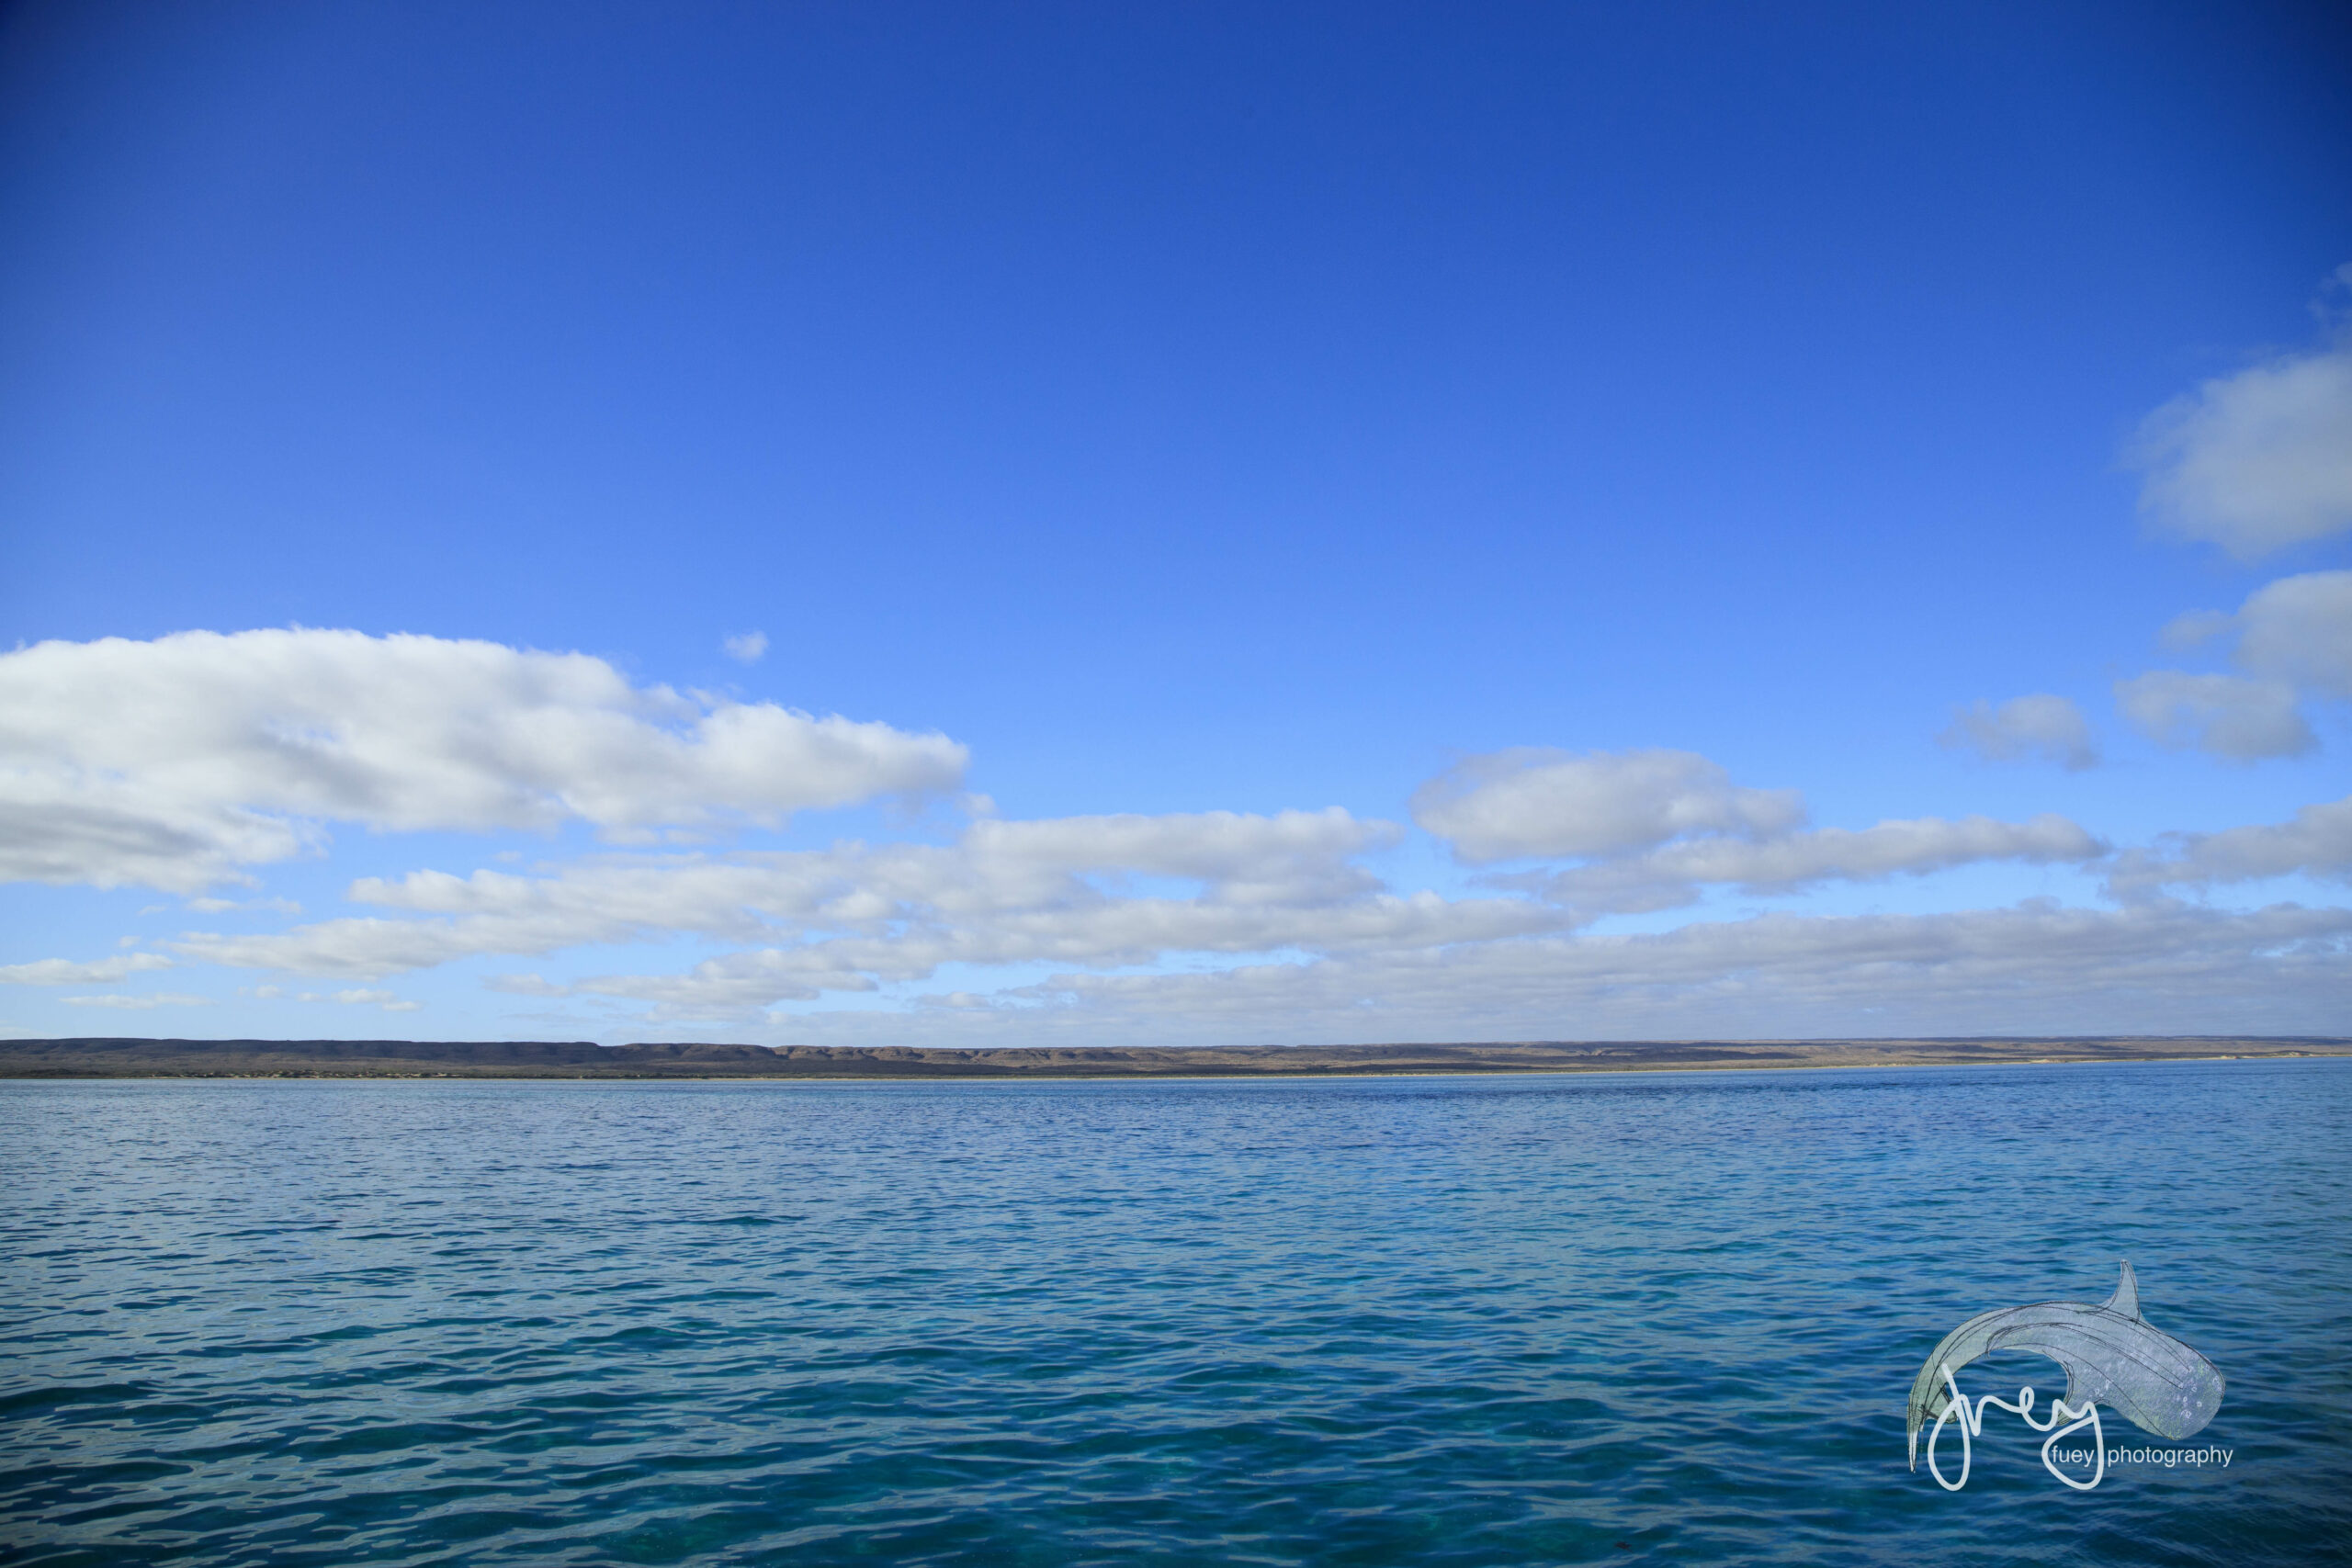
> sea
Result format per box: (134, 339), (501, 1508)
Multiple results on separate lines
(3, 1058), (2347, 1566)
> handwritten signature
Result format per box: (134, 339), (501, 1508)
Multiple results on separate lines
(1922, 1363), (2107, 1492)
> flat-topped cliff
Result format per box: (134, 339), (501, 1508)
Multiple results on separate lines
(2, 1035), (2346, 1078)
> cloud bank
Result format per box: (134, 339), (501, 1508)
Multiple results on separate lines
(2, 624), (2341, 1037)
(972, 900), (2349, 1043)
(1412, 748), (2099, 919)
(171, 807), (1554, 998)
(2109, 795), (2352, 897)
(0, 629), (967, 892)
(1527, 814), (2102, 917)
(1411, 749), (1804, 863)
(144, 749), (2133, 1029)
(0, 954), (173, 986)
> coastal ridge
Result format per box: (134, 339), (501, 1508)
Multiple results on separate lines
(4, 1035), (2347, 1078)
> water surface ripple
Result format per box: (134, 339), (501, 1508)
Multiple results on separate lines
(3, 1062), (2348, 1565)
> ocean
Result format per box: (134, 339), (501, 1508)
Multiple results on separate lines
(3, 1059), (2347, 1565)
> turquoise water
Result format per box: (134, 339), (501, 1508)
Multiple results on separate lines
(3, 1061), (2348, 1566)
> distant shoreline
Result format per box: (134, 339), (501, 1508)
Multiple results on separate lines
(2, 1035), (2346, 1081)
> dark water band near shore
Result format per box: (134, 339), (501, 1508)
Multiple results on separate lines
(4, 1034), (2347, 1078)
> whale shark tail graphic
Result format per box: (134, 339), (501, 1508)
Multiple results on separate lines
(1906, 1261), (2224, 1474)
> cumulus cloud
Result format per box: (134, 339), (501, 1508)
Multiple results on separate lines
(333, 987), (422, 1012)
(537, 881), (1558, 1021)
(186, 897), (303, 915)
(0, 953), (173, 986)
(723, 631), (768, 664)
(62, 992), (212, 1010)
(2129, 273), (2352, 558)
(22, 704), (2326, 1036)
(2158, 610), (2233, 652)
(2231, 570), (2352, 699)
(1532, 814), (2103, 916)
(0, 628), (967, 893)
(2158, 570), (2352, 695)
(2109, 795), (2352, 896)
(2121, 571), (2348, 761)
(1412, 749), (1804, 863)
(1414, 748), (2100, 919)
(1940, 694), (2098, 770)
(166, 751), (2112, 1026)
(171, 807), (1555, 1000)
(2115, 671), (2314, 761)
(959, 900), (2352, 1043)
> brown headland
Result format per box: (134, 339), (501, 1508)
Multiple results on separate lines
(3, 1035), (2346, 1079)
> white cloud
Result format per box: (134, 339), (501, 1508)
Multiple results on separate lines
(539, 882), (1559, 1022)
(2109, 794), (2352, 895)
(62, 992), (212, 1010)
(0, 628), (967, 893)
(962, 808), (1396, 903)
(1532, 814), (2102, 916)
(171, 807), (1554, 994)
(1412, 748), (2098, 919)
(164, 754), (2108, 1030)
(2115, 671), (2314, 761)
(0, 953), (173, 986)
(1940, 694), (2098, 770)
(333, 987), (423, 1012)
(2158, 609), (2233, 652)
(21, 716), (2324, 1037)
(2158, 570), (2352, 697)
(920, 900), (2352, 1043)
(2121, 571), (2348, 761)
(0, 777), (318, 898)
(723, 631), (768, 664)
(2232, 570), (2352, 699)
(1411, 748), (1804, 863)
(2129, 276), (2352, 558)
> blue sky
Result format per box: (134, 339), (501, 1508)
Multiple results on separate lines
(3, 0), (2347, 1043)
